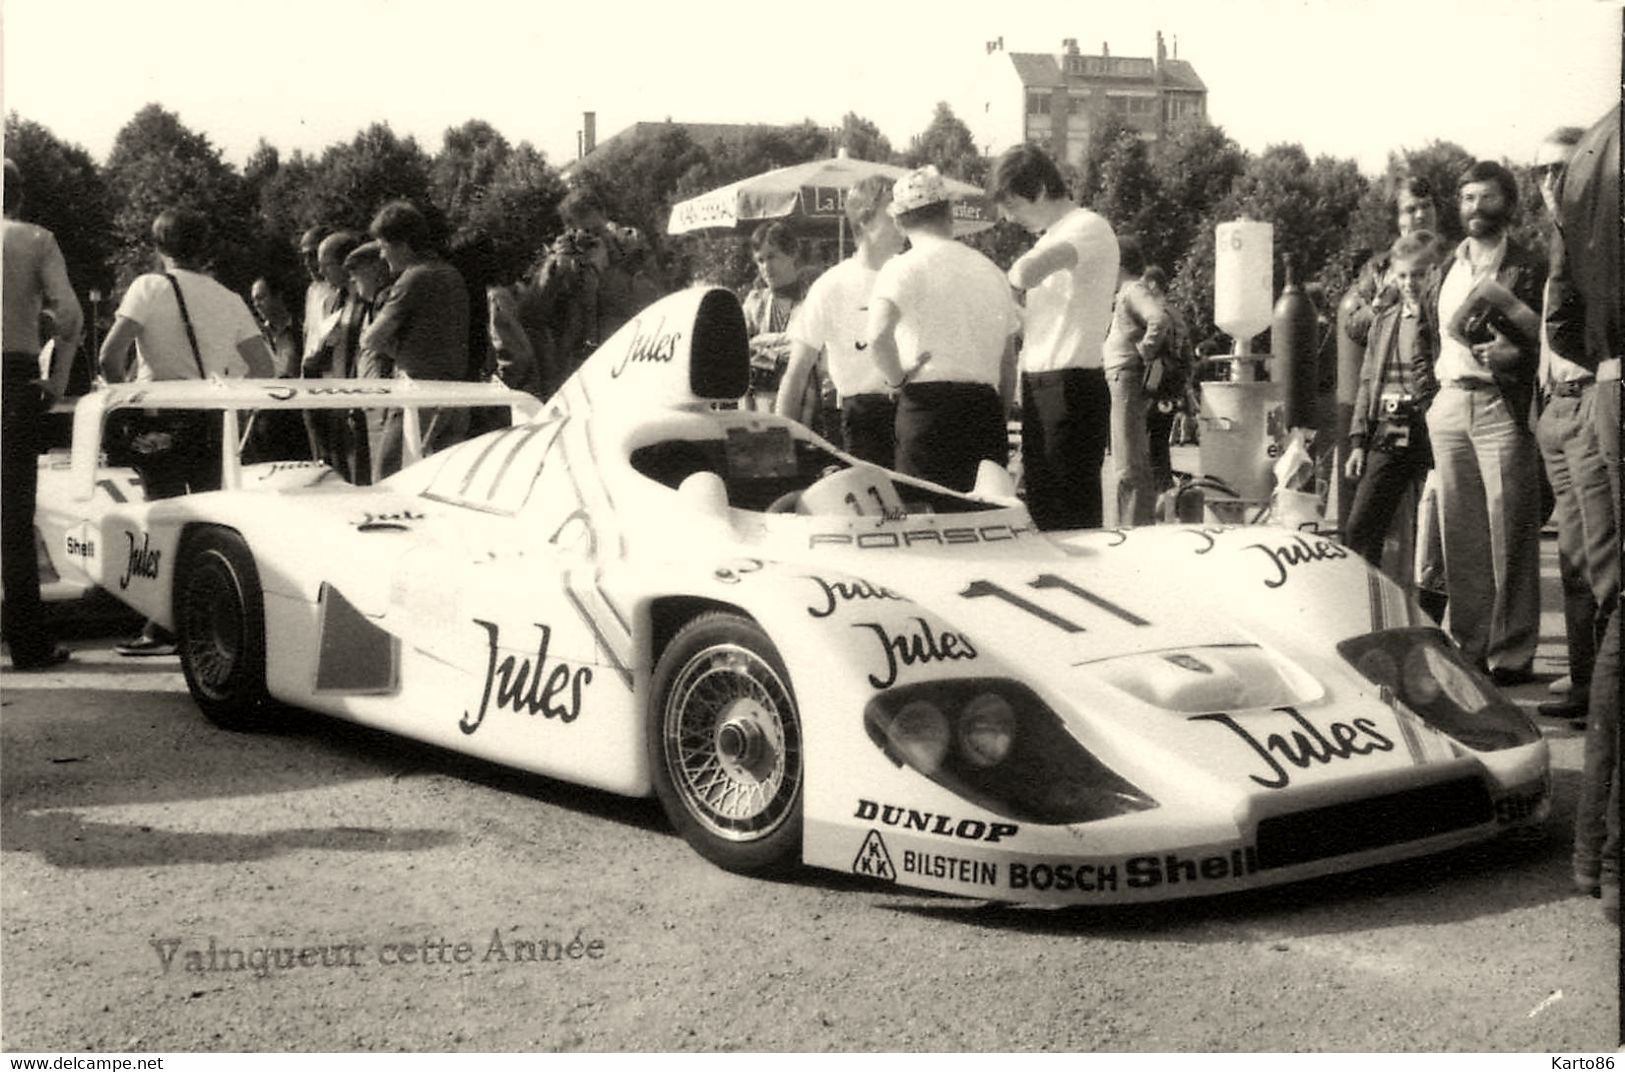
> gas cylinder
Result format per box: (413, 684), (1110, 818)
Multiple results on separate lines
(1271, 254), (1317, 430)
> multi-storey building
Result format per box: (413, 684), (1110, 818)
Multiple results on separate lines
(968, 32), (1208, 168)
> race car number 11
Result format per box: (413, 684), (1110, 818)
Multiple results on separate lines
(960, 575), (1150, 633)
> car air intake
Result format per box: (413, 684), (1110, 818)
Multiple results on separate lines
(1254, 775), (1493, 870)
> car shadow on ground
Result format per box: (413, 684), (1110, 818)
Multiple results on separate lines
(859, 765), (1589, 938)
(0, 685), (459, 870)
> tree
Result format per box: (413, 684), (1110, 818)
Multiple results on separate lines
(1089, 129), (1163, 262)
(1170, 143), (1368, 344)
(1150, 120), (1246, 274)
(838, 112), (894, 163)
(103, 104), (256, 294)
(573, 123), (714, 241)
(1075, 114), (1140, 204)
(432, 119), (513, 237)
(3, 113), (115, 300)
(457, 143), (567, 283)
(257, 123), (434, 243)
(906, 102), (984, 183)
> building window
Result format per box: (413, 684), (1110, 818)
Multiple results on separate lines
(1026, 91), (1050, 116)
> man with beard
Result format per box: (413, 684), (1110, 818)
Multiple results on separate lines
(1423, 161), (1545, 683)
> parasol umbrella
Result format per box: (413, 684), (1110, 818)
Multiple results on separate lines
(666, 150), (996, 247)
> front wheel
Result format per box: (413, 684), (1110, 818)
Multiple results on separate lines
(175, 527), (276, 731)
(648, 612), (803, 874)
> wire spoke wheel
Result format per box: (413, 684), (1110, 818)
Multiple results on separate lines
(180, 551), (245, 700)
(175, 527), (274, 731)
(649, 613), (803, 873)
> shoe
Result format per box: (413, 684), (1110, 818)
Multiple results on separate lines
(115, 636), (177, 657)
(10, 646), (71, 672)
(1536, 697), (1587, 721)
(1489, 666), (1538, 687)
(1548, 674), (1573, 696)
(1575, 865), (1601, 897)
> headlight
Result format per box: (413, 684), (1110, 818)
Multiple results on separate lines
(864, 678), (1157, 824)
(1338, 628), (1537, 751)
(888, 700), (951, 774)
(957, 692), (1016, 769)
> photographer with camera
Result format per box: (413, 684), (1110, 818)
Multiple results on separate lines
(1343, 232), (1441, 573)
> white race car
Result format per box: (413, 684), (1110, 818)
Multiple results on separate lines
(57, 287), (1550, 904)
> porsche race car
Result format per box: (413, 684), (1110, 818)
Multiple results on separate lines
(56, 287), (1550, 904)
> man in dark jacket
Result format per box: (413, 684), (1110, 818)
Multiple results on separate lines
(1548, 104), (1619, 924)
(1421, 160), (1545, 683)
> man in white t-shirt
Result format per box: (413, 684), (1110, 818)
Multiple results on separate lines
(866, 166), (1020, 492)
(776, 174), (906, 466)
(989, 143), (1119, 530)
(99, 210), (271, 385)
(97, 207), (273, 657)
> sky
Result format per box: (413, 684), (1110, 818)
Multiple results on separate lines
(2, 0), (1620, 177)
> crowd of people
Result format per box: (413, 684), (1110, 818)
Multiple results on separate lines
(1335, 112), (1619, 923)
(0, 111), (1616, 922)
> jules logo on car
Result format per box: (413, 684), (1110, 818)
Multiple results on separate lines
(120, 530), (161, 590)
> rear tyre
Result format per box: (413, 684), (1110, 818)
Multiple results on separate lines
(175, 527), (276, 731)
(648, 612), (803, 874)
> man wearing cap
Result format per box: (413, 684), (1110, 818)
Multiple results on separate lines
(1423, 160), (1546, 684)
(866, 166), (1020, 493)
(3, 158), (83, 671)
(776, 174), (905, 467)
(988, 143), (1119, 530)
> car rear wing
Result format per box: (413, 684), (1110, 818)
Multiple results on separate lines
(68, 377), (544, 502)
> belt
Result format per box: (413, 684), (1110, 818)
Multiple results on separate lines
(1545, 378), (1593, 398)
(1443, 378), (1498, 391)
(842, 392), (895, 405)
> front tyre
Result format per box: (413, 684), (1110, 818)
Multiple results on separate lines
(648, 612), (803, 874)
(175, 527), (275, 731)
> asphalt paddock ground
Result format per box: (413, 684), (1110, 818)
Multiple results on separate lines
(1, 536), (1618, 1052)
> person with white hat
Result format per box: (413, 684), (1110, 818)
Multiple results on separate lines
(865, 166), (1020, 492)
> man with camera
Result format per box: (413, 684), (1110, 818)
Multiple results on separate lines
(1342, 232), (1441, 570)
(1423, 160), (1546, 684)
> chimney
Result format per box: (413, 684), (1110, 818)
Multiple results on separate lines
(1156, 31), (1166, 66)
(582, 111), (597, 156)
(1063, 37), (1078, 55)
(1173, 35), (1179, 59)
(1101, 41), (1110, 57)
